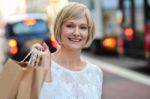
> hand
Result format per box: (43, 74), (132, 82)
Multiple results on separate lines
(30, 42), (51, 82)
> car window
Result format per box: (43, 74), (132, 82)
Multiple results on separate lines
(13, 19), (48, 34)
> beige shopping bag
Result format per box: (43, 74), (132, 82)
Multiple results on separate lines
(16, 62), (35, 99)
(31, 67), (46, 99)
(16, 65), (46, 99)
(0, 59), (29, 99)
(17, 50), (46, 99)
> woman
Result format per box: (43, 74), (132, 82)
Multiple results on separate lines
(30, 2), (103, 99)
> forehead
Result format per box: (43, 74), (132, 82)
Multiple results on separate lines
(64, 16), (87, 24)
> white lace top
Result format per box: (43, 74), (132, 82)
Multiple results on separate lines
(40, 60), (103, 99)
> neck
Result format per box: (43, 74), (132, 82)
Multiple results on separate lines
(52, 47), (84, 68)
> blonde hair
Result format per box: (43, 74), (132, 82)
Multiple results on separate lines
(54, 2), (95, 47)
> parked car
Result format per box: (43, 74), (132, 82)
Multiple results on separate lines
(3, 13), (58, 61)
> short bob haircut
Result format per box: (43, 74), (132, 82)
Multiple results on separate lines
(53, 2), (95, 47)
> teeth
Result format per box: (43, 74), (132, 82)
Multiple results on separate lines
(69, 38), (81, 42)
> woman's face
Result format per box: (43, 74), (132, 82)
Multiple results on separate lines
(60, 16), (88, 51)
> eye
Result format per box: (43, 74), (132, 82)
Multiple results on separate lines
(80, 26), (88, 30)
(66, 24), (74, 28)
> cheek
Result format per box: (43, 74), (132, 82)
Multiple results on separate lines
(83, 32), (89, 44)
(61, 27), (72, 35)
(83, 32), (89, 39)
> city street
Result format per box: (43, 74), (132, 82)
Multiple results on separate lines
(82, 51), (150, 99)
(0, 0), (150, 99)
(102, 71), (150, 99)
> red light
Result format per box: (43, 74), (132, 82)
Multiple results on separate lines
(102, 38), (117, 49)
(8, 39), (18, 54)
(125, 28), (133, 36)
(52, 42), (58, 48)
(50, 34), (58, 48)
(24, 19), (36, 26)
(124, 28), (134, 40)
(9, 47), (18, 55)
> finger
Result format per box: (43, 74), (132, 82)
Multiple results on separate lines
(38, 56), (42, 66)
(31, 43), (44, 51)
(42, 42), (49, 51)
(35, 51), (42, 66)
(38, 51), (43, 66)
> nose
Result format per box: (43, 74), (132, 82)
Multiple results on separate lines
(73, 26), (80, 36)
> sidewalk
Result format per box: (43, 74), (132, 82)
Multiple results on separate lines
(102, 71), (150, 99)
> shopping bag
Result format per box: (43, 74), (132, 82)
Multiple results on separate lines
(17, 65), (46, 99)
(0, 59), (29, 99)
(31, 67), (46, 99)
(16, 62), (35, 99)
(17, 50), (46, 99)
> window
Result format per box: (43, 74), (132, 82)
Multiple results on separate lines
(13, 19), (48, 34)
(135, 0), (144, 32)
(124, 0), (132, 27)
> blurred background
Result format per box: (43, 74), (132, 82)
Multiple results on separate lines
(0, 0), (150, 99)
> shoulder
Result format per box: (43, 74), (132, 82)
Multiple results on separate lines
(87, 62), (103, 78)
(86, 62), (103, 87)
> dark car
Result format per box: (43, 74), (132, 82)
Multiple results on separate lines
(3, 13), (58, 61)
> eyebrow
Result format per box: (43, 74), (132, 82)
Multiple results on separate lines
(65, 22), (88, 26)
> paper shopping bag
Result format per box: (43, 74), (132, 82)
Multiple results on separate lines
(17, 49), (46, 99)
(0, 59), (29, 99)
(16, 62), (35, 99)
(17, 66), (46, 99)
(31, 67), (46, 99)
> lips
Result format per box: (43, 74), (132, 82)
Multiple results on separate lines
(68, 37), (82, 42)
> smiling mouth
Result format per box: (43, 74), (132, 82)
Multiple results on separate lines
(68, 37), (82, 42)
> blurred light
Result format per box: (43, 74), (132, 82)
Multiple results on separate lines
(52, 41), (58, 49)
(24, 19), (36, 26)
(124, 27), (134, 41)
(9, 47), (18, 55)
(50, 34), (58, 48)
(9, 39), (17, 47)
(50, 34), (56, 42)
(102, 38), (117, 49)
(9, 39), (18, 54)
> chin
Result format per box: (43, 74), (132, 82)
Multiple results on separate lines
(67, 45), (83, 51)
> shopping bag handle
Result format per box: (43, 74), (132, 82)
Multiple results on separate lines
(22, 42), (44, 65)
(22, 50), (34, 62)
